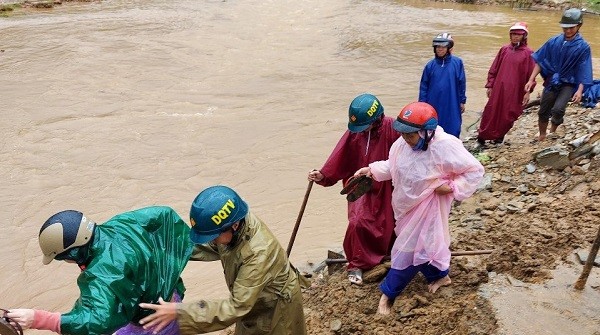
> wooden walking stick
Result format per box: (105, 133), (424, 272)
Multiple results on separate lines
(286, 180), (314, 257)
(324, 249), (495, 265)
(574, 223), (600, 290)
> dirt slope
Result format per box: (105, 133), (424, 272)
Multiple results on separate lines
(301, 103), (600, 334)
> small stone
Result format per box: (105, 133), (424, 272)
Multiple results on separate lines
(330, 319), (342, 331)
(572, 166), (586, 175)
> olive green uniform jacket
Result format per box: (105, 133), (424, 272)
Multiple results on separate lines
(177, 211), (306, 335)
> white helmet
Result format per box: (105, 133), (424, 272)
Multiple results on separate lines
(39, 210), (95, 265)
(509, 22), (529, 37)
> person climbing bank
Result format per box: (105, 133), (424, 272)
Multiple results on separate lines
(139, 185), (306, 335)
(355, 102), (484, 315)
(308, 93), (400, 285)
(7, 206), (193, 335)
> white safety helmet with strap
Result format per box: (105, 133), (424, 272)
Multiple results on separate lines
(509, 21), (529, 38)
(38, 210), (95, 265)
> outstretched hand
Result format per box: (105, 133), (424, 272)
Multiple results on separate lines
(354, 167), (372, 178)
(6, 309), (34, 330)
(138, 298), (177, 334)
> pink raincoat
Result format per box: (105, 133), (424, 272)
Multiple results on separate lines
(369, 127), (484, 271)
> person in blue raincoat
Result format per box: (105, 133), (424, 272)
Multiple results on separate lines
(419, 32), (467, 138)
(524, 8), (593, 141)
(7, 206), (193, 335)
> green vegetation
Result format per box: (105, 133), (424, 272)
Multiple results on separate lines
(0, 3), (21, 17)
(585, 0), (600, 13)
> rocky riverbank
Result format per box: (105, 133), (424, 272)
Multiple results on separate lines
(301, 103), (600, 334)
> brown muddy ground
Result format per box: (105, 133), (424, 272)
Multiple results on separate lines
(301, 103), (600, 334)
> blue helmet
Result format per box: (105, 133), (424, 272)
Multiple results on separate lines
(189, 185), (249, 244)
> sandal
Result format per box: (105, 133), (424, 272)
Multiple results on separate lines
(340, 175), (373, 202)
(348, 269), (363, 285)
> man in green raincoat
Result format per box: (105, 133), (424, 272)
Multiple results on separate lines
(7, 206), (193, 335)
(139, 185), (306, 335)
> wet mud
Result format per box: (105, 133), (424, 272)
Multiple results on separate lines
(300, 104), (600, 334)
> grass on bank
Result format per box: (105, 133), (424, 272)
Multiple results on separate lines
(584, 0), (600, 12)
(0, 3), (21, 15)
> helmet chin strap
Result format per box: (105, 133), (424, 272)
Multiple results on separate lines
(412, 130), (436, 151)
(227, 219), (245, 248)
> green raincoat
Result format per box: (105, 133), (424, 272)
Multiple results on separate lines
(60, 206), (194, 335)
(177, 211), (306, 335)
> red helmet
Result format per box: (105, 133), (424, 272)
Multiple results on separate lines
(393, 102), (438, 133)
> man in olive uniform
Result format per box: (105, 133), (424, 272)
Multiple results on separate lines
(139, 185), (306, 335)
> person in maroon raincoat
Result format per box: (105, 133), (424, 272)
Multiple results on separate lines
(477, 22), (536, 147)
(308, 93), (400, 285)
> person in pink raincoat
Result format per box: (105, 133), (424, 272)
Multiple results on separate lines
(355, 102), (484, 315)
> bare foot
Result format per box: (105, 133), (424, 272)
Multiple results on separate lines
(538, 133), (546, 142)
(428, 275), (451, 293)
(377, 294), (393, 315)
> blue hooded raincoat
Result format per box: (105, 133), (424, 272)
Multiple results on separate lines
(532, 33), (593, 94)
(419, 54), (467, 138)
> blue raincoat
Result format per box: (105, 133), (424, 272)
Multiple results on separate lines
(532, 33), (593, 94)
(582, 80), (600, 109)
(419, 54), (467, 138)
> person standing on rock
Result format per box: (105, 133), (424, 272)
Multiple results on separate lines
(524, 8), (593, 142)
(354, 102), (484, 315)
(308, 93), (400, 285)
(476, 22), (536, 147)
(139, 185), (306, 335)
(419, 32), (467, 138)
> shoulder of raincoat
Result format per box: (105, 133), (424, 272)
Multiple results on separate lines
(486, 43), (536, 89)
(60, 206), (194, 335)
(419, 55), (467, 104)
(177, 211), (306, 335)
(318, 116), (401, 187)
(532, 33), (593, 89)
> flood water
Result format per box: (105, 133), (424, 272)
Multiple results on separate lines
(1, 0), (599, 333)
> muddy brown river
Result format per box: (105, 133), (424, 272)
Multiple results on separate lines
(1, 1), (599, 334)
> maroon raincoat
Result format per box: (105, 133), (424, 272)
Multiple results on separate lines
(478, 42), (536, 141)
(317, 116), (400, 270)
